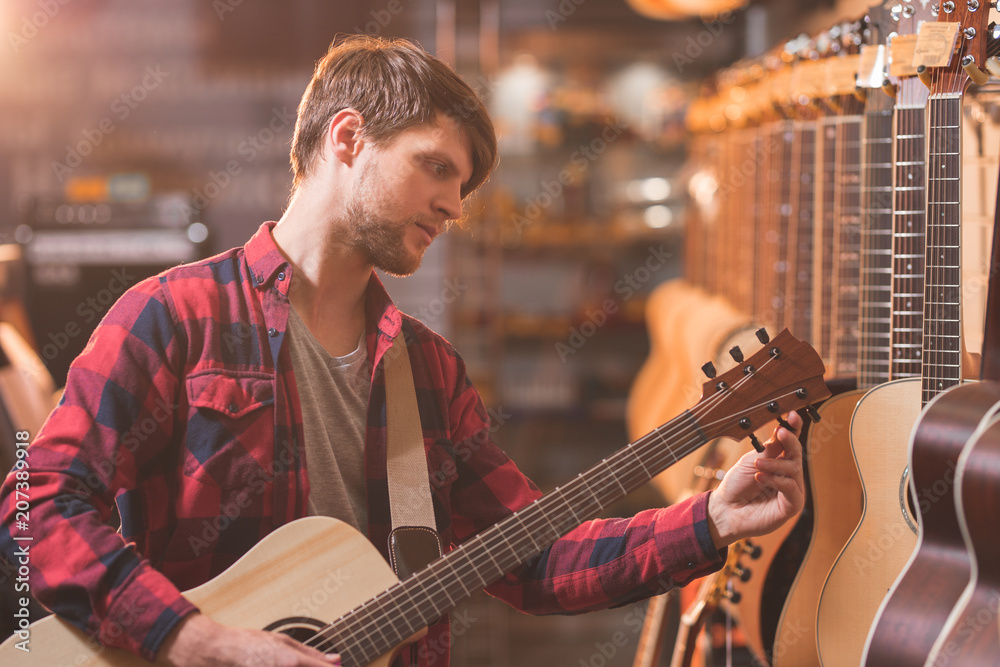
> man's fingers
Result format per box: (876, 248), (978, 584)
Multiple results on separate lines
(754, 457), (797, 476)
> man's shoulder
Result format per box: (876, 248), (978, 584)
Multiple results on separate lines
(399, 312), (456, 354)
(117, 245), (250, 327)
(158, 245), (247, 286)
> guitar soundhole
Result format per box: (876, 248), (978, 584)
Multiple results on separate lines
(899, 467), (919, 535)
(263, 617), (328, 645)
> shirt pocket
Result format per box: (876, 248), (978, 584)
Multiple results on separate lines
(183, 370), (275, 487)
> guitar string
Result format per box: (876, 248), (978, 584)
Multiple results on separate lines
(302, 352), (803, 658)
(297, 368), (746, 657)
(307, 383), (810, 662)
(322, 360), (808, 657)
(301, 354), (781, 657)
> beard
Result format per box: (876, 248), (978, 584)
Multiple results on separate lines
(344, 158), (430, 277)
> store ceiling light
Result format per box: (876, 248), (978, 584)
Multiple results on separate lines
(626, 0), (747, 19)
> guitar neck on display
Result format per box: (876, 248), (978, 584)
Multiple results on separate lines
(0, 330), (830, 667)
(772, 7), (903, 666)
(856, 6), (997, 666)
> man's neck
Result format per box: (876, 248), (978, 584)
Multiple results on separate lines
(272, 191), (371, 357)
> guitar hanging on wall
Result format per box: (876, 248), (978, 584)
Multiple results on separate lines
(817, 4), (995, 665)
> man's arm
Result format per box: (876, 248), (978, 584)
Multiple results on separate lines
(0, 280), (197, 660)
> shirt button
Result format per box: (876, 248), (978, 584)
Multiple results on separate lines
(687, 562), (695, 569)
(268, 327), (278, 337)
(277, 271), (285, 281)
(256, 273), (264, 284)
(227, 403), (238, 413)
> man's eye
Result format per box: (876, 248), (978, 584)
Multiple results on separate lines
(430, 161), (447, 176)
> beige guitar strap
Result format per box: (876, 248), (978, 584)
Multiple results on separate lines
(383, 332), (442, 579)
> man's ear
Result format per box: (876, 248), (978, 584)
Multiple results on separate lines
(327, 108), (366, 166)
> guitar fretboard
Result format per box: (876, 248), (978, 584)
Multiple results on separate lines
(833, 116), (863, 377)
(921, 94), (963, 405)
(788, 120), (816, 341)
(857, 106), (895, 387)
(891, 103), (928, 380)
(814, 118), (839, 364)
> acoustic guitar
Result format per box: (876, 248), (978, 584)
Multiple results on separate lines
(0, 329), (829, 667)
(875, 58), (1000, 664)
(816, 5), (994, 664)
(775, 4), (929, 665)
(923, 411), (1000, 664)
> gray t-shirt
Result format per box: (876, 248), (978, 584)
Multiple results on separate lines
(286, 307), (370, 533)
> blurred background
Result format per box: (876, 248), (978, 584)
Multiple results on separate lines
(1, 0), (991, 665)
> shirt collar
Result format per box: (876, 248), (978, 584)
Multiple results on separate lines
(244, 221), (402, 339)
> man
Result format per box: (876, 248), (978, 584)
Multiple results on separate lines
(0, 36), (804, 666)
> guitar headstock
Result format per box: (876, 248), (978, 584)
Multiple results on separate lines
(924, 0), (993, 94)
(695, 329), (830, 443)
(885, 0), (939, 105)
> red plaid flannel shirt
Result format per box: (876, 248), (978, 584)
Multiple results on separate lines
(0, 221), (723, 664)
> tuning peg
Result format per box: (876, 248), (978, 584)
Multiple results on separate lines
(961, 55), (991, 85)
(738, 540), (762, 559)
(749, 433), (765, 453)
(755, 328), (769, 344)
(987, 56), (1000, 79)
(729, 346), (744, 363)
(917, 65), (933, 89)
(776, 416), (794, 432)
(881, 79), (898, 98)
(723, 589), (742, 604)
(733, 565), (752, 582)
(701, 361), (717, 379)
(805, 405), (822, 422)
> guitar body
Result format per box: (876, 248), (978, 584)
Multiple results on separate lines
(650, 317), (757, 504)
(0, 517), (415, 666)
(926, 414), (1000, 665)
(816, 378), (921, 666)
(627, 280), (703, 443)
(864, 383), (1000, 666)
(628, 279), (755, 503)
(772, 389), (866, 667)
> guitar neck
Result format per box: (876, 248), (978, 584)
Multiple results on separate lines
(788, 119), (817, 342)
(890, 97), (929, 381)
(832, 114), (864, 378)
(814, 117), (840, 365)
(856, 101), (895, 388)
(326, 411), (708, 665)
(921, 93), (964, 405)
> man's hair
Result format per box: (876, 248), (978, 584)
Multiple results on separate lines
(290, 35), (498, 199)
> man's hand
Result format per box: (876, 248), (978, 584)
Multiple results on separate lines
(706, 411), (805, 549)
(160, 613), (341, 666)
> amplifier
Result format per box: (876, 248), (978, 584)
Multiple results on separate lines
(21, 193), (195, 230)
(18, 195), (210, 387)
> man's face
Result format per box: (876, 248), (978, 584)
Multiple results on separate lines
(344, 115), (472, 276)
